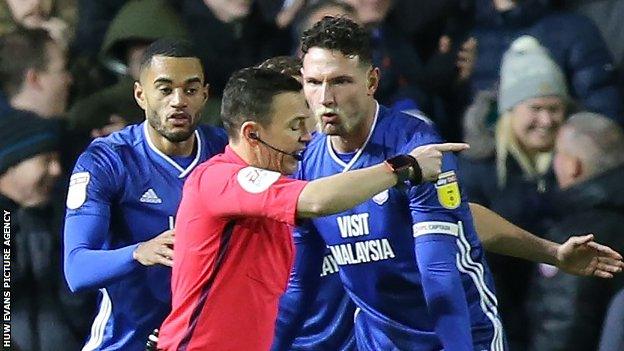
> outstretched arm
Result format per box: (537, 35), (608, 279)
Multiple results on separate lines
(470, 203), (624, 278)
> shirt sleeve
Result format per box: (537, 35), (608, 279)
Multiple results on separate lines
(63, 143), (139, 292)
(402, 124), (474, 349)
(271, 220), (326, 351)
(204, 165), (308, 225)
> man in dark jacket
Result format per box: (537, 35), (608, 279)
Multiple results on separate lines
(0, 110), (93, 351)
(528, 112), (624, 350)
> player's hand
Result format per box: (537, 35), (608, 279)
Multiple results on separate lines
(409, 143), (469, 182)
(133, 229), (175, 267)
(556, 234), (624, 278)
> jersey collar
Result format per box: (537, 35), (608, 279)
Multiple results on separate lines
(142, 122), (203, 178)
(326, 101), (380, 172)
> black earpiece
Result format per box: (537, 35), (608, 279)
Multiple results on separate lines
(249, 132), (258, 140)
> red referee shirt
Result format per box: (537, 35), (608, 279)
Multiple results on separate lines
(158, 146), (308, 351)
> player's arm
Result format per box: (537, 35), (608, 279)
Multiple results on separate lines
(470, 203), (624, 278)
(271, 222), (326, 351)
(296, 143), (468, 218)
(63, 147), (172, 292)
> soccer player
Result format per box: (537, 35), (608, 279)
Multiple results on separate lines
(156, 67), (468, 351)
(272, 17), (624, 351)
(63, 39), (228, 350)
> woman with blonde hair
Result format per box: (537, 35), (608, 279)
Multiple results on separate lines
(459, 35), (572, 351)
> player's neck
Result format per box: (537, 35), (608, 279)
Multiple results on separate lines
(146, 125), (196, 157)
(330, 100), (376, 153)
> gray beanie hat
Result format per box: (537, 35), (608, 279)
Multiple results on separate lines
(498, 36), (569, 113)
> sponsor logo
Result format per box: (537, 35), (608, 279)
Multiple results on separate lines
(139, 188), (162, 204)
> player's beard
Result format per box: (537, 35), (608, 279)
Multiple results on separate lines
(147, 110), (200, 143)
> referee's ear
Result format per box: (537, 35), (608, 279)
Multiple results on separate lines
(134, 81), (147, 111)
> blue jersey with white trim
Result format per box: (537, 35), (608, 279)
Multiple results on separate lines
(63, 122), (227, 351)
(276, 104), (503, 350)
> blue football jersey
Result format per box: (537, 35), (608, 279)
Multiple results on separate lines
(276, 104), (504, 351)
(64, 122), (227, 350)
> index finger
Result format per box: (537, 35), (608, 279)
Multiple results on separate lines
(430, 143), (470, 153)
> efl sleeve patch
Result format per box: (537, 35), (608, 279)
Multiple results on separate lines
(236, 166), (281, 194)
(413, 221), (459, 238)
(66, 172), (90, 209)
(435, 171), (461, 209)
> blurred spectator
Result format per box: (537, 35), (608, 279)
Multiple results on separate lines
(72, 0), (128, 59)
(0, 0), (77, 48)
(0, 28), (72, 119)
(0, 111), (92, 350)
(470, 0), (623, 123)
(292, 0), (357, 50)
(528, 112), (624, 351)
(180, 0), (290, 100)
(459, 36), (571, 350)
(599, 288), (624, 351)
(67, 0), (188, 137)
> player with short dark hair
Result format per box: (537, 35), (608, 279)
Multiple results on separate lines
(156, 66), (468, 350)
(63, 38), (228, 350)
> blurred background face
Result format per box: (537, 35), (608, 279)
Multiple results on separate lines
(39, 40), (72, 116)
(510, 96), (566, 153)
(3, 151), (61, 207)
(553, 126), (577, 189)
(6, 0), (52, 26)
(302, 47), (374, 137)
(203, 0), (252, 22)
(343, 0), (392, 25)
(137, 56), (207, 142)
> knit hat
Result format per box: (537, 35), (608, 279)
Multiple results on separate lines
(498, 35), (569, 113)
(0, 110), (61, 175)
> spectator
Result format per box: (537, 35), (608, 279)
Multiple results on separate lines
(470, 0), (623, 123)
(67, 0), (188, 137)
(0, 28), (72, 119)
(527, 112), (624, 351)
(459, 35), (571, 350)
(0, 0), (77, 48)
(180, 0), (290, 99)
(599, 288), (624, 351)
(0, 111), (92, 351)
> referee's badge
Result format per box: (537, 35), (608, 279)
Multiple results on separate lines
(237, 166), (281, 193)
(435, 171), (461, 209)
(66, 172), (90, 209)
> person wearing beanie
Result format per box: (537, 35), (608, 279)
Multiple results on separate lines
(0, 110), (94, 351)
(459, 35), (572, 350)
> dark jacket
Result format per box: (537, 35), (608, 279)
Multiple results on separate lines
(3, 195), (94, 351)
(528, 165), (624, 351)
(458, 154), (557, 350)
(470, 0), (623, 123)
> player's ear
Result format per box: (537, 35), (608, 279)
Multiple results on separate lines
(203, 83), (210, 103)
(366, 67), (380, 96)
(134, 81), (147, 110)
(241, 121), (260, 145)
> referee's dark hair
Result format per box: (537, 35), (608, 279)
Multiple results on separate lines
(138, 38), (204, 80)
(221, 67), (302, 141)
(301, 16), (372, 66)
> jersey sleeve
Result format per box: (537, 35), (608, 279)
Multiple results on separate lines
(63, 143), (140, 292)
(203, 165), (308, 225)
(402, 123), (474, 349)
(271, 220), (326, 351)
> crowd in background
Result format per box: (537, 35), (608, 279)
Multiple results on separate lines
(1, 0), (624, 350)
